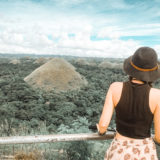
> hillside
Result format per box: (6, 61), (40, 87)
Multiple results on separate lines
(24, 58), (88, 92)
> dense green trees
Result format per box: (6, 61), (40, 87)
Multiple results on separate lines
(0, 58), (150, 131)
(0, 58), (127, 134)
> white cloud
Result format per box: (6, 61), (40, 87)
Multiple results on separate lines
(97, 23), (160, 39)
(0, 12), (141, 58)
(52, 0), (85, 6)
(0, 24), (140, 58)
(0, 0), (159, 58)
(0, 42), (36, 54)
(154, 45), (160, 55)
(121, 26), (160, 37)
(106, 0), (133, 9)
(97, 26), (122, 39)
(0, 32), (24, 45)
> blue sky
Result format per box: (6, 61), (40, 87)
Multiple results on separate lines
(0, 0), (160, 57)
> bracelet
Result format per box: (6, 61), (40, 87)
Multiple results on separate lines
(98, 131), (106, 136)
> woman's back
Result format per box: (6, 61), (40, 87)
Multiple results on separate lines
(111, 80), (160, 142)
(112, 80), (156, 114)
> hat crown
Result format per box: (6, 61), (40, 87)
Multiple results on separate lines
(132, 47), (157, 69)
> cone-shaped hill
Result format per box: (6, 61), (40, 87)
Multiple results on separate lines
(98, 61), (123, 69)
(33, 57), (48, 64)
(24, 58), (88, 92)
(9, 59), (21, 64)
(98, 61), (113, 69)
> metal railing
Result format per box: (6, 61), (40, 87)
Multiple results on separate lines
(0, 132), (159, 159)
(0, 131), (115, 145)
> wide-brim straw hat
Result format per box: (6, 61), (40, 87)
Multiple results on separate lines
(123, 47), (160, 82)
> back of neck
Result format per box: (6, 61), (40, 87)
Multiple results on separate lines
(131, 79), (144, 84)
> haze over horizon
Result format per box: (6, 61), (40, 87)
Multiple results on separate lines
(0, 0), (160, 58)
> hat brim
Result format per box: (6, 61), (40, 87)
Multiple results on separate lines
(123, 56), (160, 82)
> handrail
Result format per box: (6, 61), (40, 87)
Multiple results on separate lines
(0, 131), (115, 145)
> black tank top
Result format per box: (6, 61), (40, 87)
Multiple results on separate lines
(115, 81), (153, 139)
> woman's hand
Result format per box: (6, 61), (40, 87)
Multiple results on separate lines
(96, 123), (106, 136)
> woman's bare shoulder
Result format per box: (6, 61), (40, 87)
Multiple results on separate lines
(150, 87), (160, 98)
(110, 82), (123, 87)
(110, 82), (123, 92)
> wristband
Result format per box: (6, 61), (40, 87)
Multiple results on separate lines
(98, 131), (106, 136)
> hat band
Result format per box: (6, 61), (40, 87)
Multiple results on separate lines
(130, 60), (158, 72)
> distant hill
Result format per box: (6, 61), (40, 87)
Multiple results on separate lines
(33, 57), (48, 64)
(9, 59), (21, 64)
(74, 58), (90, 65)
(98, 60), (123, 69)
(24, 58), (88, 92)
(0, 53), (126, 66)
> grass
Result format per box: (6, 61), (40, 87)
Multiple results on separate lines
(14, 150), (43, 160)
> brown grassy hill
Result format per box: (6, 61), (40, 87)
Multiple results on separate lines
(24, 58), (88, 92)
(74, 58), (90, 65)
(88, 62), (97, 67)
(98, 61), (123, 69)
(98, 61), (114, 69)
(9, 59), (21, 65)
(114, 63), (123, 69)
(33, 57), (48, 64)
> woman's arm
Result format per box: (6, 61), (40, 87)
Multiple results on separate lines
(97, 83), (115, 135)
(154, 101), (160, 144)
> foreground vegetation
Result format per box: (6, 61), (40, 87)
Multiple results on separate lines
(0, 57), (159, 159)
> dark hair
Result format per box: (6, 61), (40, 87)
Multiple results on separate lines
(129, 76), (153, 87)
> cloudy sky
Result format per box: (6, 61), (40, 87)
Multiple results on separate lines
(0, 0), (160, 58)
